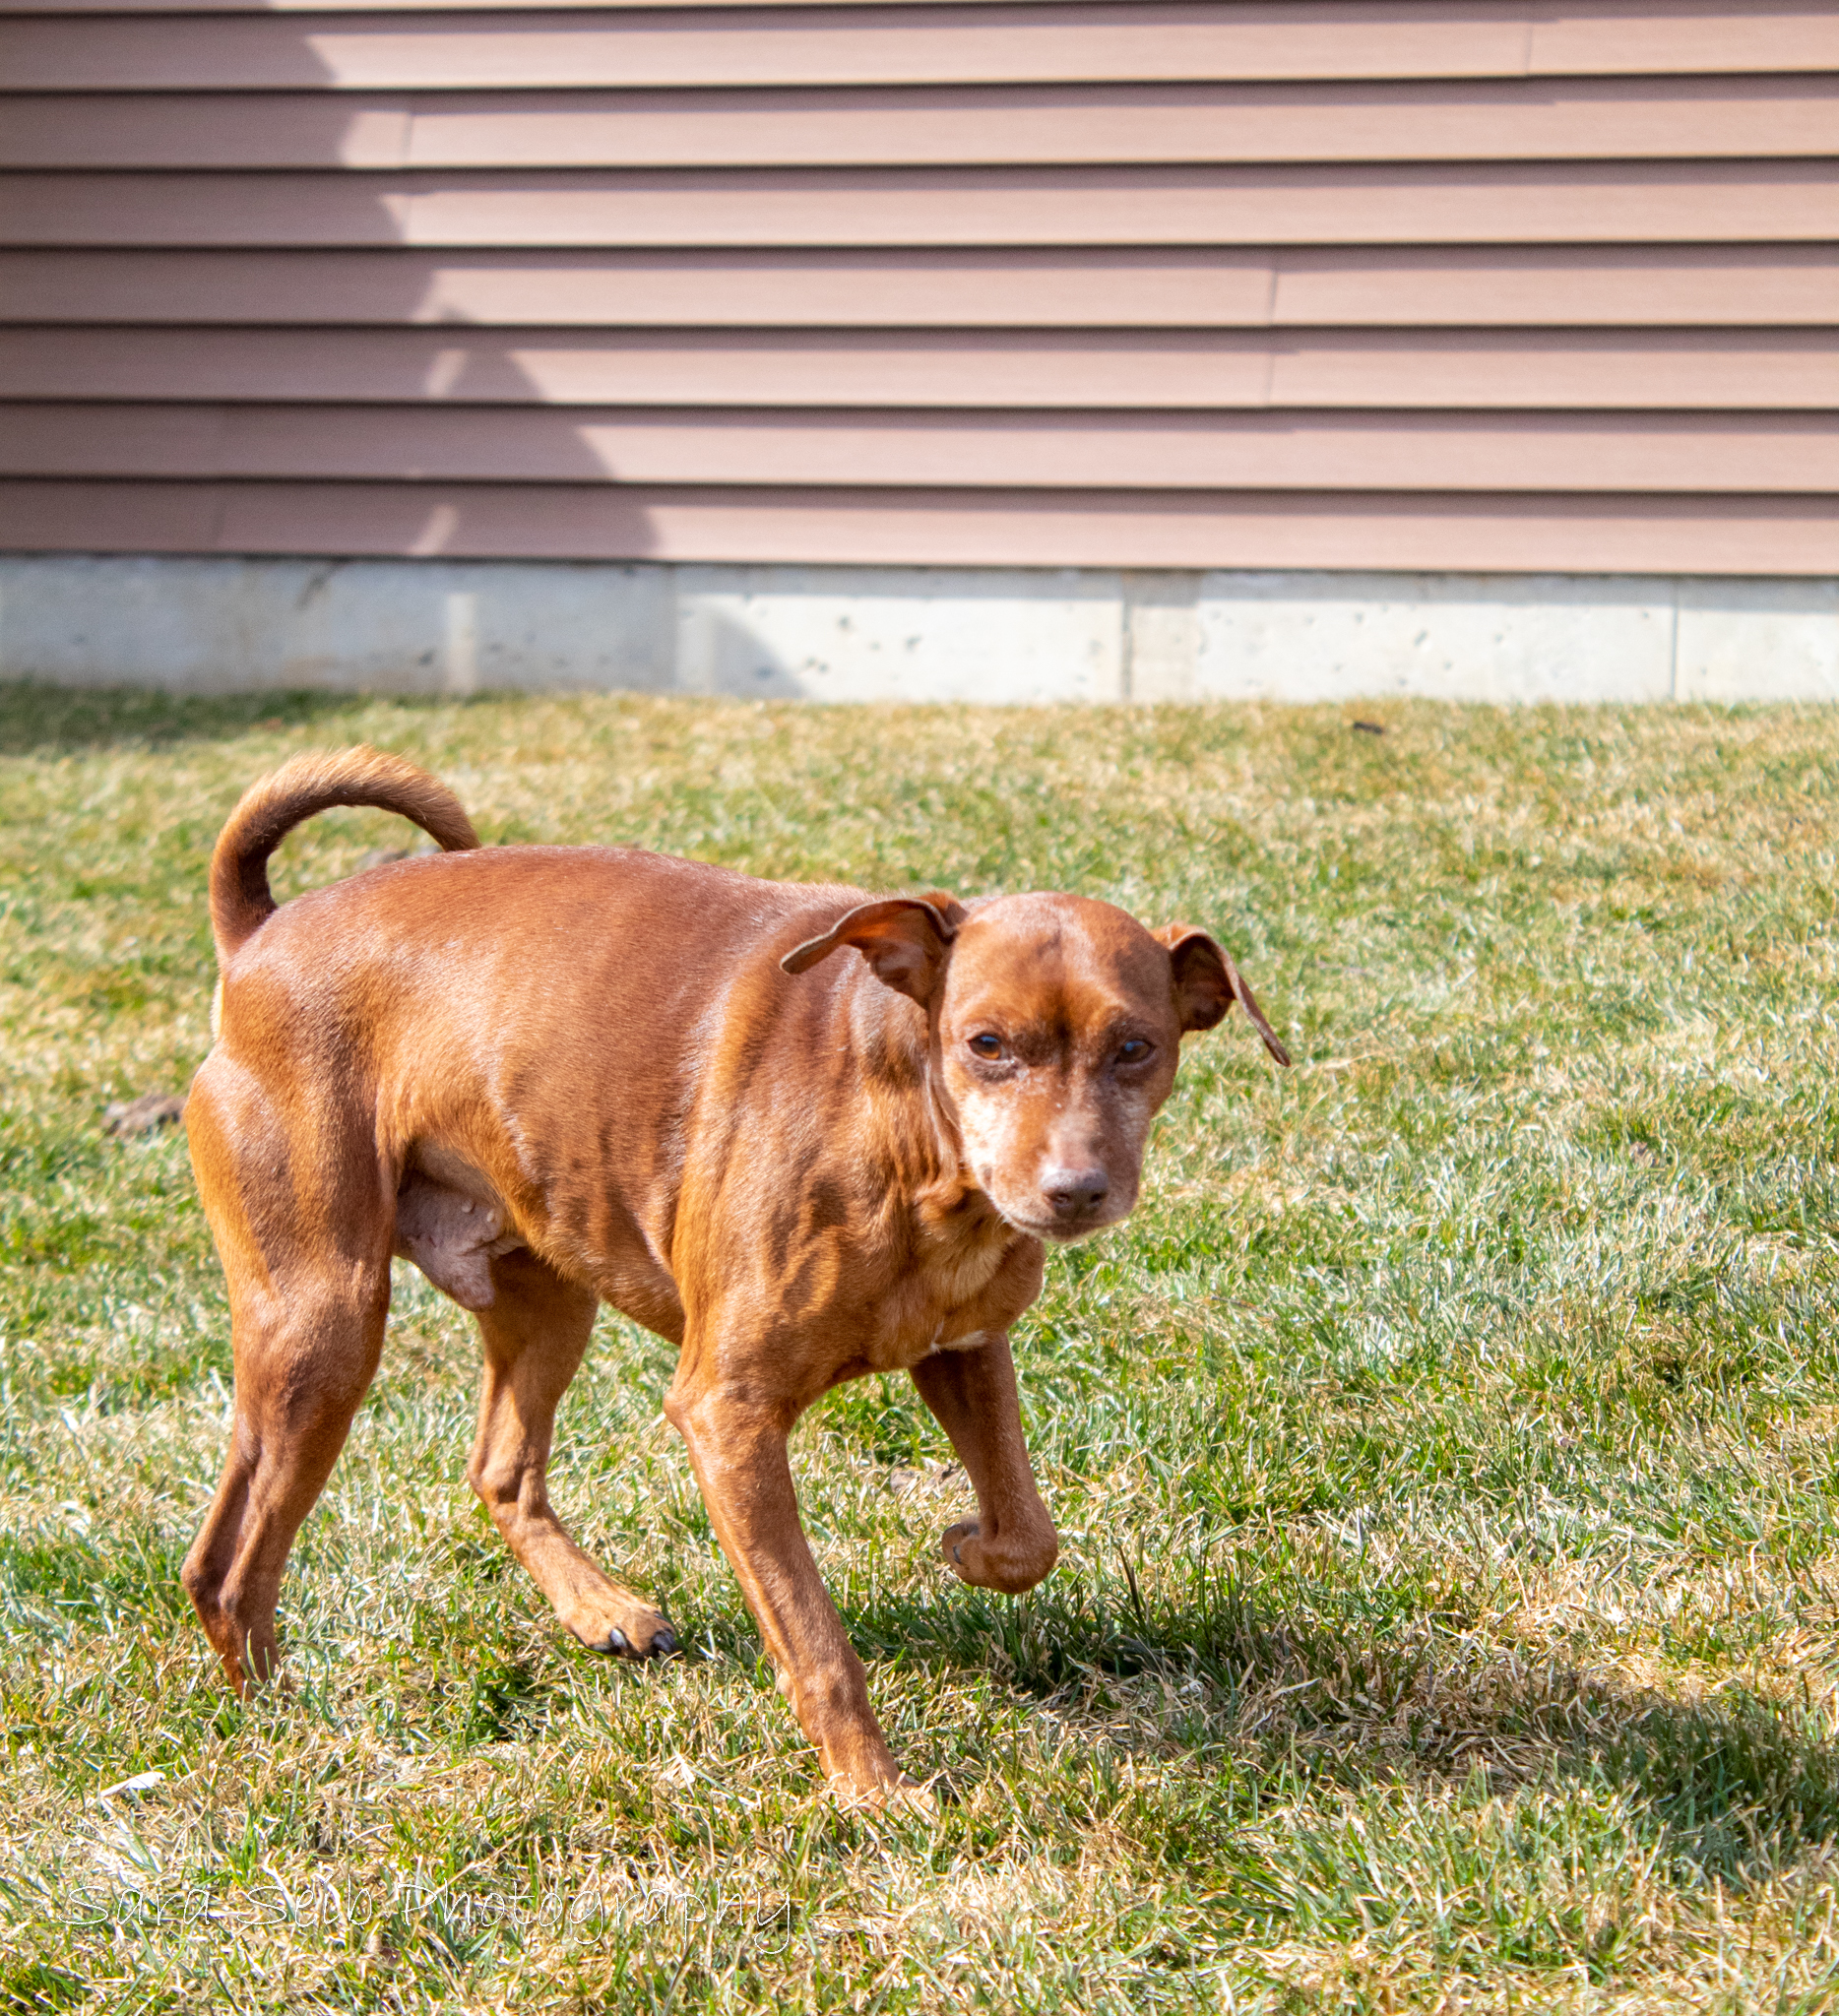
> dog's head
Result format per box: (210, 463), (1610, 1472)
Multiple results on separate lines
(783, 891), (1289, 1241)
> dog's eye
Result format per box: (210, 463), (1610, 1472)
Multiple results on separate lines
(1117, 1040), (1154, 1065)
(968, 1034), (1005, 1061)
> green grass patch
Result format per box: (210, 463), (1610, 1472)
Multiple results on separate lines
(4, 684), (1839, 2009)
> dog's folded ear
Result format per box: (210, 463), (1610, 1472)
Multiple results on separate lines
(1152, 924), (1291, 1065)
(781, 895), (964, 1005)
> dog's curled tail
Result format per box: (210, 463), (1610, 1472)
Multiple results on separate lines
(209, 744), (479, 964)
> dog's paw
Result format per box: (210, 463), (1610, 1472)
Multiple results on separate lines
(942, 1518), (983, 1578)
(942, 1518), (1012, 1590)
(852, 1774), (937, 1817)
(826, 1765), (936, 1815)
(941, 1518), (1058, 1595)
(576, 1614), (679, 1660)
(892, 1774), (938, 1815)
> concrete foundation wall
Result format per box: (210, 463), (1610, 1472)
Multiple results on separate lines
(2, 555), (1836, 705)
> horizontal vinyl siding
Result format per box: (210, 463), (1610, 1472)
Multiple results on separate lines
(9, 80), (1835, 168)
(8, 165), (1837, 246)
(0, 0), (1832, 574)
(6, 6), (1838, 90)
(5, 329), (1833, 408)
(8, 406), (1836, 489)
(12, 0), (1068, 11)
(3, 247), (1833, 327)
(4, 481), (1832, 569)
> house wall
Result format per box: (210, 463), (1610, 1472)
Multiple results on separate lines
(0, 0), (1833, 696)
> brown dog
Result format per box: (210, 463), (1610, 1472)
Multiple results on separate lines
(182, 746), (1289, 1796)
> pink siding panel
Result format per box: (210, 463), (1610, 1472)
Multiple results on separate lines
(1275, 248), (1839, 328)
(1526, 1), (1839, 76)
(6, 0), (1030, 11)
(3, 245), (1834, 329)
(0, 327), (1274, 406)
(0, 0), (1832, 576)
(0, 248), (1281, 327)
(2, 328), (1831, 410)
(5, 164), (1833, 248)
(7, 79), (1834, 169)
(5, 5), (1836, 93)
(0, 97), (416, 172)
(0, 10), (1549, 93)
(5, 403), (1833, 491)
(1267, 333), (1839, 410)
(0, 479), (1832, 573)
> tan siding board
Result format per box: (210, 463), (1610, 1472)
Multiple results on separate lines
(4, 246), (1835, 329)
(6, 164), (1833, 248)
(3, 328), (1832, 410)
(7, 5), (1838, 94)
(0, 479), (1830, 573)
(6, 403), (1833, 492)
(9, 79), (1836, 169)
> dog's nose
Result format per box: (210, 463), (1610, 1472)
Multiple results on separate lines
(1043, 1166), (1110, 1217)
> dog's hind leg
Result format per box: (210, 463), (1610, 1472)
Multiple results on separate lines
(181, 1066), (392, 1690)
(467, 1247), (677, 1659)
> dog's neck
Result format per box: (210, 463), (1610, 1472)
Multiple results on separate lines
(848, 972), (1015, 1250)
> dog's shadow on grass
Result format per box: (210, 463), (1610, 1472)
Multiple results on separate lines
(847, 1580), (1839, 1883)
(0, 680), (459, 757)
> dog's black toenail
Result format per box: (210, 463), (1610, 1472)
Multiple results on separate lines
(598, 1626), (630, 1655)
(650, 1626), (678, 1658)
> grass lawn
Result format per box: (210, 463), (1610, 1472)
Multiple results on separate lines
(4, 681), (1839, 2013)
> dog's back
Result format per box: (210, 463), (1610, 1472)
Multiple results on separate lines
(209, 836), (885, 1322)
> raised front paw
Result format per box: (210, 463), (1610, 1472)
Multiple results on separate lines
(941, 1517), (1058, 1595)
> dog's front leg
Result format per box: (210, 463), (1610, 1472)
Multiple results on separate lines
(665, 1369), (912, 1798)
(912, 1331), (1059, 1595)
